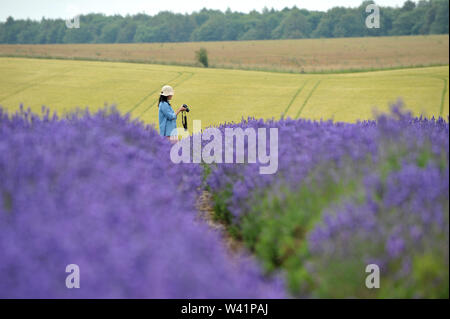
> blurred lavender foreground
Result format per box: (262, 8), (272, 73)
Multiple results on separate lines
(0, 106), (285, 298)
(205, 103), (449, 298)
(1, 103), (448, 299)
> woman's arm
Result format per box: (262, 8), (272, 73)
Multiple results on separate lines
(174, 107), (185, 116)
(161, 103), (185, 120)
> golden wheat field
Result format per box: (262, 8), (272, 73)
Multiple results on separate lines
(0, 57), (447, 133)
(0, 35), (448, 73)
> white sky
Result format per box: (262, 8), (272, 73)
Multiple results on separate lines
(0, 0), (409, 22)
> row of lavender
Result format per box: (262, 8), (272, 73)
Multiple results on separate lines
(0, 106), (285, 298)
(204, 104), (449, 298)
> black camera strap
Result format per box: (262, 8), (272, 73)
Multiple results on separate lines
(182, 111), (188, 131)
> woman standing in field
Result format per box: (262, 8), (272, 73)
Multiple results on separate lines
(158, 85), (186, 142)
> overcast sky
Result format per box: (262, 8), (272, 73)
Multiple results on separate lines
(0, 0), (409, 22)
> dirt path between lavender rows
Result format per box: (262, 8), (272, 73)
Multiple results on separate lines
(195, 190), (245, 256)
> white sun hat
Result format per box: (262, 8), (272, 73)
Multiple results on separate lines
(161, 85), (174, 96)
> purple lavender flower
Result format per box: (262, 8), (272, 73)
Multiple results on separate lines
(0, 106), (285, 299)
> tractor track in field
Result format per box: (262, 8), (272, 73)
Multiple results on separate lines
(281, 80), (308, 118)
(126, 71), (183, 115)
(425, 75), (448, 117)
(295, 79), (322, 119)
(195, 190), (245, 256)
(137, 71), (195, 118)
(0, 68), (72, 103)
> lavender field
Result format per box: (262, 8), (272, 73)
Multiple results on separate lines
(0, 106), (285, 298)
(205, 103), (449, 298)
(0, 103), (448, 298)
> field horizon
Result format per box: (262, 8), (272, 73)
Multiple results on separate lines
(0, 35), (448, 74)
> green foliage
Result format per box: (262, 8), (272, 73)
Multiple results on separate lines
(215, 163), (362, 295)
(411, 252), (449, 298)
(272, 9), (311, 39)
(99, 24), (120, 43)
(201, 163), (212, 187)
(0, 1), (448, 44)
(195, 48), (209, 67)
(116, 23), (137, 43)
(207, 136), (449, 297)
(212, 185), (233, 225)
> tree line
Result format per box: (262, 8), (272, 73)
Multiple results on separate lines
(0, 0), (448, 44)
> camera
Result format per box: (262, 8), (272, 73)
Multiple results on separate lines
(182, 104), (190, 112)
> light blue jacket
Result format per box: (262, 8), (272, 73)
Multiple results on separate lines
(158, 101), (177, 136)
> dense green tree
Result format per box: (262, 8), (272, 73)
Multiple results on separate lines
(272, 8), (311, 38)
(63, 27), (93, 43)
(99, 23), (120, 43)
(430, 0), (449, 33)
(307, 11), (325, 34)
(402, 0), (417, 11)
(116, 22), (137, 43)
(47, 21), (66, 43)
(312, 7), (348, 38)
(191, 14), (226, 41)
(195, 47), (208, 67)
(17, 21), (39, 43)
(0, 1), (448, 44)
(1, 17), (19, 43)
(392, 9), (421, 34)
(333, 11), (363, 37)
